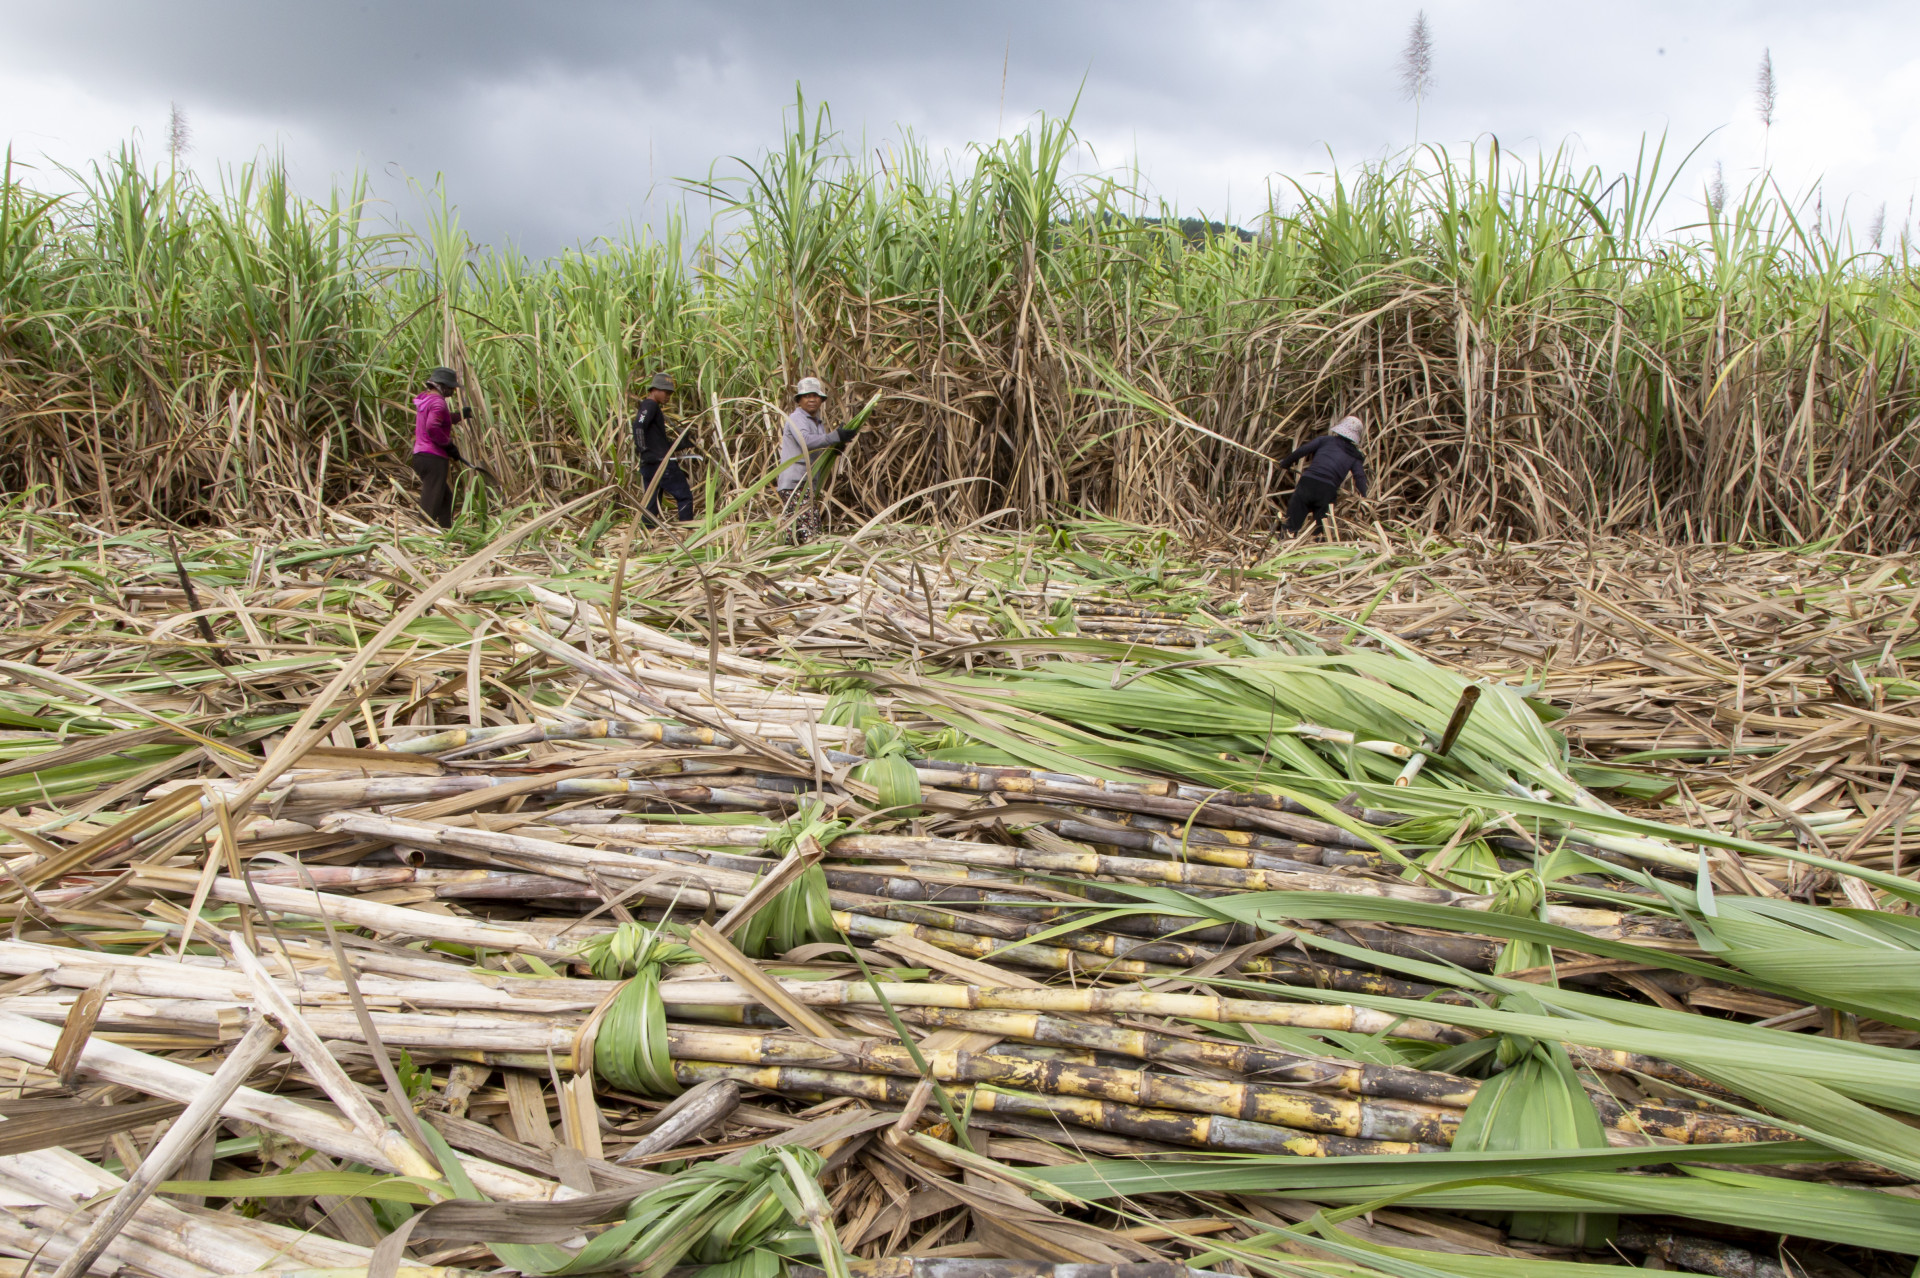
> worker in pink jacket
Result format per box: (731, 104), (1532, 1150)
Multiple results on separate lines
(412, 367), (469, 528)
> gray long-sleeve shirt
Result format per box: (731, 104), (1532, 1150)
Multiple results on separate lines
(776, 406), (848, 492)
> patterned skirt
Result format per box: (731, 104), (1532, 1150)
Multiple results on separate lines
(782, 488), (821, 545)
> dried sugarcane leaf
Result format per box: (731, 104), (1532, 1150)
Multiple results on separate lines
(0, 1098), (184, 1157)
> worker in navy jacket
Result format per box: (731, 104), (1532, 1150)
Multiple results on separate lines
(1279, 415), (1369, 536)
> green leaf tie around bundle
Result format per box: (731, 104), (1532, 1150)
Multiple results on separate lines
(584, 924), (699, 1099)
(472, 1142), (843, 1278)
(1475, 866), (1557, 1077)
(563, 1145), (836, 1278)
(579, 920), (700, 982)
(734, 801), (844, 959)
(852, 721), (922, 818)
(1388, 811), (1492, 850)
(1398, 812), (1498, 891)
(820, 676), (881, 729)
(1488, 867), (1550, 980)
(1452, 1036), (1616, 1249)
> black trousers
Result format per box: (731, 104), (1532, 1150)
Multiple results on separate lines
(640, 460), (695, 522)
(412, 452), (453, 529)
(1283, 476), (1339, 536)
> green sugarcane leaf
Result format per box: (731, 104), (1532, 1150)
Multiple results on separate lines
(1682, 1063), (1920, 1182)
(1026, 1140), (1830, 1200)
(1297, 1171), (1920, 1256)
(1452, 1043), (1613, 1247)
(1254, 979), (1920, 1113)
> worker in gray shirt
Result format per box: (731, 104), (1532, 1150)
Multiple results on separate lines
(777, 377), (860, 543)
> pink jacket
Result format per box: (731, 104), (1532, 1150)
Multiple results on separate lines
(413, 391), (453, 457)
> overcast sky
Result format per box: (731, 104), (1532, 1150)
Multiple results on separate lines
(1, 1), (1915, 257)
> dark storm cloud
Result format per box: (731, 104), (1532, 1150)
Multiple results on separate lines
(1, 1), (1915, 255)
(8, 0), (1153, 250)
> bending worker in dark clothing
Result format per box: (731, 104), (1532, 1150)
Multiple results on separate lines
(412, 367), (469, 529)
(1279, 415), (1369, 536)
(631, 373), (696, 523)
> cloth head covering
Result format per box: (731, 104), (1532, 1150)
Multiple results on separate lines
(795, 377), (828, 399)
(648, 373), (677, 392)
(1331, 416), (1365, 445)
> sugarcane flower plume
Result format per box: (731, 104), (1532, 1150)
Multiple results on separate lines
(1400, 11), (1434, 103)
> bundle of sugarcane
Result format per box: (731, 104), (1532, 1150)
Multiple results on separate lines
(0, 931), (1800, 1156)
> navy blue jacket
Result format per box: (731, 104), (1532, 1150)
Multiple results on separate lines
(1282, 434), (1369, 496)
(631, 400), (671, 464)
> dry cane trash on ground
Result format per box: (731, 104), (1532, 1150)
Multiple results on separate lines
(2, 502), (1920, 1278)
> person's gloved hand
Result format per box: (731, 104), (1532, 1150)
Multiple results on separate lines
(447, 444), (464, 464)
(451, 407), (471, 424)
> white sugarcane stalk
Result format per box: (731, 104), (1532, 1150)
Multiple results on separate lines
(547, 660), (833, 707)
(564, 687), (861, 743)
(541, 820), (772, 848)
(506, 626), (857, 746)
(3, 994), (581, 1053)
(0, 937), (619, 1012)
(50, 1017), (287, 1278)
(503, 623), (696, 725)
(139, 872), (562, 955)
(231, 934), (443, 1182)
(0, 1146), (375, 1273)
(160, 768), (775, 810)
(1292, 722), (1415, 760)
(0, 1011), (567, 1202)
(0, 1199), (220, 1278)
(219, 1268), (487, 1277)
(527, 584), (792, 679)
(318, 812), (760, 892)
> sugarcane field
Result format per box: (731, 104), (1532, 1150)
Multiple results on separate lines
(8, 10), (1920, 1278)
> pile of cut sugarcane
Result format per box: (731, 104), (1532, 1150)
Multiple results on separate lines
(3, 505), (1920, 1278)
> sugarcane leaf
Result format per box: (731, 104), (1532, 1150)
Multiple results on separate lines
(1191, 1209), (1485, 1278)
(1339, 777), (1920, 903)
(771, 1145), (849, 1278)
(417, 1100), (578, 1275)
(1026, 1139), (1830, 1199)
(1451, 1044), (1613, 1247)
(1285, 1224), (1666, 1278)
(978, 906), (1160, 960)
(1210, 1169), (1920, 1257)
(1069, 881), (1748, 989)
(1244, 1021), (1422, 1066)
(154, 1171), (441, 1202)
(1681, 1063), (1920, 1182)
(1258, 979), (1920, 1112)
